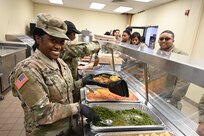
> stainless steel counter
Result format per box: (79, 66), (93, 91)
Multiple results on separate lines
(81, 40), (204, 136)
(81, 69), (198, 136)
(102, 41), (204, 88)
(0, 42), (26, 92)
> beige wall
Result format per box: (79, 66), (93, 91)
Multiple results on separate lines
(33, 3), (128, 36)
(132, 0), (202, 54)
(131, 0), (204, 103)
(0, 0), (33, 41)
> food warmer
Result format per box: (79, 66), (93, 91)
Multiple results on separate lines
(80, 40), (204, 136)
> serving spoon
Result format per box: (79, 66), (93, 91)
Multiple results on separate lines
(99, 119), (113, 126)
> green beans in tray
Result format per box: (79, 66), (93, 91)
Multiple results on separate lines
(93, 106), (157, 127)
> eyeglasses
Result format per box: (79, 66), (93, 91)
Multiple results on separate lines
(159, 37), (172, 41)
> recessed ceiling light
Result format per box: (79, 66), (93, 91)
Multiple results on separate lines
(114, 6), (133, 13)
(133, 0), (152, 2)
(90, 2), (106, 10)
(49, 0), (63, 5)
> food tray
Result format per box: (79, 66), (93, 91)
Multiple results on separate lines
(88, 103), (165, 132)
(84, 85), (140, 103)
(95, 130), (174, 136)
(83, 70), (117, 76)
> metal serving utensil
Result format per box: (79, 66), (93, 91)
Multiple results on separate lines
(99, 119), (113, 126)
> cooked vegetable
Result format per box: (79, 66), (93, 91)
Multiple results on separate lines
(87, 88), (138, 101)
(92, 106), (157, 127)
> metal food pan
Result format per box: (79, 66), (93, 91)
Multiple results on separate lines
(85, 85), (140, 103)
(88, 103), (165, 132)
(95, 130), (174, 136)
(82, 70), (118, 76)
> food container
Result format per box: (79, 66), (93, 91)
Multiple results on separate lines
(88, 103), (165, 132)
(86, 73), (129, 97)
(81, 70), (118, 77)
(85, 85), (140, 103)
(95, 130), (174, 136)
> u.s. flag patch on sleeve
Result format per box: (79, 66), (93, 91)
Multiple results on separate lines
(15, 73), (29, 90)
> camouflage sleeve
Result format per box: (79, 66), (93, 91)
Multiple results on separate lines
(85, 41), (100, 55)
(74, 79), (83, 90)
(10, 67), (79, 125)
(199, 94), (204, 122)
(61, 42), (100, 60)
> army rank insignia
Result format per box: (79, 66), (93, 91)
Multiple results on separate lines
(15, 73), (29, 90)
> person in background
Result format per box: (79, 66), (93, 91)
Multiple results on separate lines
(130, 32), (147, 47)
(149, 30), (190, 110)
(104, 31), (111, 35)
(112, 29), (121, 41)
(9, 13), (99, 136)
(60, 21), (100, 102)
(126, 26), (132, 34)
(121, 29), (131, 43)
(197, 95), (204, 136)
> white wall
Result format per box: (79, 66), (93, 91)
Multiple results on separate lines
(131, 0), (204, 103)
(33, 3), (128, 36)
(0, 0), (33, 41)
(131, 0), (202, 53)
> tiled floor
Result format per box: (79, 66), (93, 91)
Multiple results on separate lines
(0, 90), (25, 136)
(0, 89), (199, 136)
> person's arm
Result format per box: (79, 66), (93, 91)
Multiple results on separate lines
(170, 77), (190, 105)
(199, 94), (204, 122)
(61, 42), (100, 60)
(10, 67), (79, 125)
(197, 94), (204, 136)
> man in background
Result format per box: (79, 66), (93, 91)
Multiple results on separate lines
(149, 30), (190, 110)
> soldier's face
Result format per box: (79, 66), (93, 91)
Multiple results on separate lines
(36, 34), (65, 60)
(158, 33), (174, 51)
(68, 32), (76, 41)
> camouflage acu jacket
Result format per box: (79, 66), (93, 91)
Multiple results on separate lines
(9, 49), (81, 135)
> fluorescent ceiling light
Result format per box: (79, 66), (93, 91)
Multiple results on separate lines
(133, 0), (152, 2)
(90, 2), (105, 10)
(49, 0), (63, 5)
(114, 6), (133, 13)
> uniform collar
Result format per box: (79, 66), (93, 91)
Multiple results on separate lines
(160, 45), (175, 52)
(34, 49), (59, 70)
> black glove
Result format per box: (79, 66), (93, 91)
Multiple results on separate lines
(108, 80), (129, 97)
(82, 74), (95, 86)
(80, 104), (101, 125)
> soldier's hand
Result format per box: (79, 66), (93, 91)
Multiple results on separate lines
(80, 104), (100, 125)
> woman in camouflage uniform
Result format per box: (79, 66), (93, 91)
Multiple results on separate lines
(9, 13), (99, 136)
